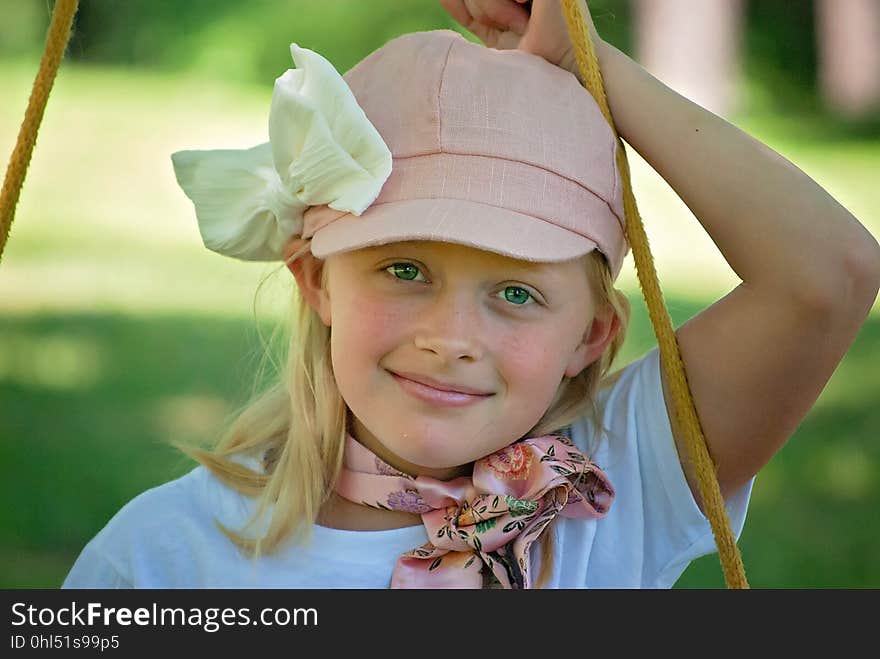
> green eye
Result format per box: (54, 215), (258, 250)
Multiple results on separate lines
(387, 263), (422, 281)
(502, 286), (533, 305)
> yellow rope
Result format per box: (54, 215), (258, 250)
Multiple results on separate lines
(561, 0), (748, 589)
(0, 0), (79, 264)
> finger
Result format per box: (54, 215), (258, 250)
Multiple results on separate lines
(518, 0), (569, 53)
(439, 0), (499, 40)
(473, 0), (531, 33)
(283, 238), (310, 263)
(438, 0), (475, 30)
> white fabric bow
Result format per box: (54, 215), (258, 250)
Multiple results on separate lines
(171, 43), (392, 261)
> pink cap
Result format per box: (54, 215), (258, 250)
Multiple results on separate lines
(301, 30), (628, 279)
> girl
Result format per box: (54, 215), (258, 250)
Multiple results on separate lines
(62, 0), (879, 589)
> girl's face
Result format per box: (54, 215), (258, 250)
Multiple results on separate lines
(300, 240), (617, 480)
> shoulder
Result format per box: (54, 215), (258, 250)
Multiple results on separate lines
(580, 346), (670, 458)
(109, 449), (266, 537)
(107, 465), (228, 533)
(62, 461), (258, 588)
(561, 347), (753, 587)
(572, 346), (705, 503)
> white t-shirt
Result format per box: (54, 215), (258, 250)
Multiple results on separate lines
(62, 347), (753, 589)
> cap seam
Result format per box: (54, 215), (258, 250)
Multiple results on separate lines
(389, 151), (625, 232)
(610, 140), (621, 216)
(436, 37), (456, 154)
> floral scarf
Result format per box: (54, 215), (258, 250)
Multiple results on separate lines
(334, 433), (615, 588)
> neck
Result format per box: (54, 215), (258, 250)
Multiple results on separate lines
(348, 413), (473, 481)
(317, 491), (423, 531)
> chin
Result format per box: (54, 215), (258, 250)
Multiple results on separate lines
(390, 426), (511, 471)
(387, 435), (467, 470)
(350, 399), (541, 471)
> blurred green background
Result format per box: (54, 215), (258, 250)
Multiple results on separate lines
(1, 0), (878, 588)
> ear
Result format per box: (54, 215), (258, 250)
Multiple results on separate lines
(564, 304), (621, 378)
(284, 240), (331, 326)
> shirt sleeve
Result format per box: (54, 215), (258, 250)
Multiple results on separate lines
(58, 464), (259, 589)
(61, 540), (132, 589)
(59, 471), (203, 590)
(596, 346), (754, 588)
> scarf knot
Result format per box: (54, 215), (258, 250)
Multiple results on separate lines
(335, 434), (614, 589)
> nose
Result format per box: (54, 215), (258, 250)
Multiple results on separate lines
(413, 291), (485, 363)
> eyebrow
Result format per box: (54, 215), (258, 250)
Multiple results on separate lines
(369, 243), (571, 285)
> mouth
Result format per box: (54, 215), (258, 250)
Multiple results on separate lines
(387, 370), (494, 407)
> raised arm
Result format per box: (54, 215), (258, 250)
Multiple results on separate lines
(593, 36), (879, 311)
(440, 0), (880, 511)
(591, 32), (880, 509)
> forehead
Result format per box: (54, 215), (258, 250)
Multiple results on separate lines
(351, 240), (588, 276)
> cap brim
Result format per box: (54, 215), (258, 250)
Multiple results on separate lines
(309, 198), (599, 264)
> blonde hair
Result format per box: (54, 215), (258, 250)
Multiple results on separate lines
(172, 241), (631, 588)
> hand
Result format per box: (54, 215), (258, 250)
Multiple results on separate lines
(438, 0), (600, 79)
(283, 237), (310, 263)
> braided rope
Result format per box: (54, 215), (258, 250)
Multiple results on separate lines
(560, 0), (748, 589)
(0, 0), (79, 264)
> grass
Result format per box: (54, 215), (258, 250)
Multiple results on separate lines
(0, 59), (878, 588)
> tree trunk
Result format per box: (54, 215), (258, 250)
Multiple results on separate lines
(816, 0), (880, 119)
(633, 0), (745, 117)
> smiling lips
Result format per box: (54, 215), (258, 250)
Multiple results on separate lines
(388, 370), (494, 407)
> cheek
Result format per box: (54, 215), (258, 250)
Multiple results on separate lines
(329, 289), (409, 371)
(494, 326), (571, 399)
